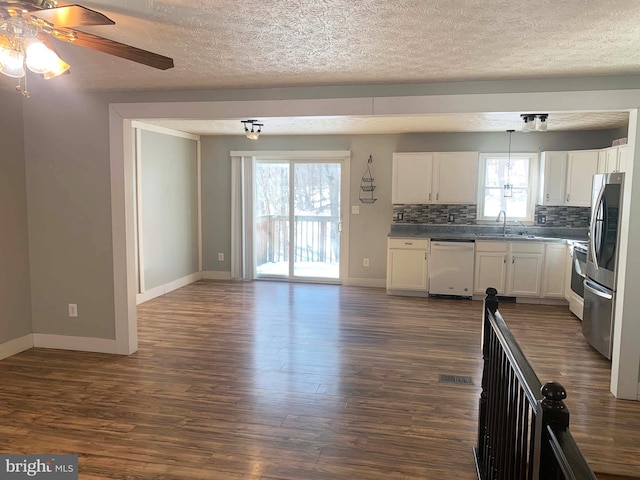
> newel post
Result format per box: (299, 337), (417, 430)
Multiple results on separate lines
(538, 381), (570, 479)
(476, 288), (499, 472)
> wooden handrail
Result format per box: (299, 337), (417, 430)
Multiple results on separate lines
(474, 287), (598, 480)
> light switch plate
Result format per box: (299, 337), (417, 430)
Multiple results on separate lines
(352, 205), (360, 215)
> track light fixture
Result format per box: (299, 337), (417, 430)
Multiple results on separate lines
(521, 114), (548, 132)
(241, 119), (263, 140)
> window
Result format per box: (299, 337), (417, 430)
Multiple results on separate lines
(477, 153), (538, 221)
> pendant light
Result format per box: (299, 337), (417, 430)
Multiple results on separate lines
(504, 129), (514, 198)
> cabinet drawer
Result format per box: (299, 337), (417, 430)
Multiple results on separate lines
(510, 242), (544, 254)
(388, 238), (430, 250)
(475, 240), (508, 253)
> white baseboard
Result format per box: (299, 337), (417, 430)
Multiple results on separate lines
(137, 271), (202, 304)
(33, 334), (117, 354)
(0, 334), (34, 360)
(202, 270), (232, 280)
(343, 277), (385, 288)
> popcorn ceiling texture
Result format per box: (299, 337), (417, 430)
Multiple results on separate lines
(393, 204), (590, 228)
(29, 0), (640, 92)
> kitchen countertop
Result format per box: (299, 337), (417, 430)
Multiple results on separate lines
(388, 224), (589, 243)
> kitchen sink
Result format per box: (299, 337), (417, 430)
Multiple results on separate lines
(474, 233), (564, 241)
(475, 233), (538, 239)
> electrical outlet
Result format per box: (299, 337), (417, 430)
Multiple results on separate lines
(448, 213), (455, 223)
(538, 215), (547, 224)
(397, 212), (404, 221)
(218, 253), (224, 261)
(363, 258), (370, 267)
(352, 205), (360, 215)
(68, 304), (78, 318)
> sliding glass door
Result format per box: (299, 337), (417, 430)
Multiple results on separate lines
(254, 160), (342, 281)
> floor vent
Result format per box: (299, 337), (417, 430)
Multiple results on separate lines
(438, 374), (474, 385)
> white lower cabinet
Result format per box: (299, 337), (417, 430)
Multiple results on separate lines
(542, 243), (567, 298)
(474, 242), (507, 295)
(386, 238), (429, 293)
(475, 241), (543, 297)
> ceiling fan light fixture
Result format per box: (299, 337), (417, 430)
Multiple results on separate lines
(0, 43), (26, 78)
(25, 41), (59, 74)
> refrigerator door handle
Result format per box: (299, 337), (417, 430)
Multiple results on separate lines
(589, 184), (606, 271)
(584, 279), (613, 300)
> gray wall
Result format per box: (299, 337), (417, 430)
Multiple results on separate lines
(140, 130), (198, 290)
(201, 130), (620, 281)
(23, 91), (116, 339)
(0, 92), (32, 344)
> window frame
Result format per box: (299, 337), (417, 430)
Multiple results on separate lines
(476, 152), (539, 222)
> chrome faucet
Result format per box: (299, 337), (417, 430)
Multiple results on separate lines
(496, 210), (507, 235)
(519, 221), (528, 236)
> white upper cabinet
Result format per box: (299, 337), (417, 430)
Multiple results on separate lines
(565, 150), (599, 206)
(433, 151), (479, 203)
(599, 145), (629, 173)
(539, 149), (598, 207)
(538, 151), (568, 205)
(392, 152), (478, 204)
(392, 153), (434, 204)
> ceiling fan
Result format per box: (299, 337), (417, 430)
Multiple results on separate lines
(0, 0), (174, 96)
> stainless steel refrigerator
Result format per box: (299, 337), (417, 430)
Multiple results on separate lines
(583, 172), (624, 359)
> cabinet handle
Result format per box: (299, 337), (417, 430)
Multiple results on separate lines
(546, 193), (549, 200)
(566, 194), (570, 202)
(503, 257), (506, 264)
(429, 193), (432, 201)
(436, 193), (439, 201)
(512, 257), (515, 264)
(404, 242), (413, 245)
(424, 253), (427, 260)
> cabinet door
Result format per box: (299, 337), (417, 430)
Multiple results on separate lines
(392, 153), (433, 204)
(597, 150), (608, 174)
(565, 150), (599, 207)
(617, 145), (628, 172)
(387, 248), (428, 291)
(542, 243), (566, 298)
(508, 254), (543, 296)
(433, 152), (478, 203)
(539, 151), (567, 205)
(605, 147), (618, 173)
(474, 252), (507, 295)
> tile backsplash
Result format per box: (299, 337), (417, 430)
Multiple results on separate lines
(393, 204), (477, 224)
(393, 203), (590, 228)
(534, 205), (590, 228)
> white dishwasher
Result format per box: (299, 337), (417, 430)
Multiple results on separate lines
(429, 240), (475, 298)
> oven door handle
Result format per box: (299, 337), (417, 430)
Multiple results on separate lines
(583, 279), (613, 300)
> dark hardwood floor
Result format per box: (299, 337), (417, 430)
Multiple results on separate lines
(0, 281), (638, 479)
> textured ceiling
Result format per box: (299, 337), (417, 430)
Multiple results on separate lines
(1, 1), (637, 134)
(3, 0), (640, 92)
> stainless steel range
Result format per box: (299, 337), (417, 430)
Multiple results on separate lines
(569, 241), (588, 320)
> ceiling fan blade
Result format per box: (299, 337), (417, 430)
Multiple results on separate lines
(29, 5), (115, 27)
(55, 28), (174, 70)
